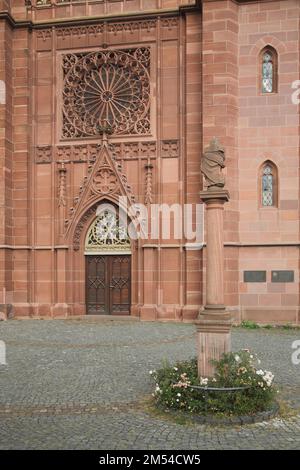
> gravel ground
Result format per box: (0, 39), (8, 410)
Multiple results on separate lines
(0, 319), (299, 450)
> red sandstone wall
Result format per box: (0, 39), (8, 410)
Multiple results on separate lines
(0, 1), (11, 13)
(201, 0), (300, 324)
(0, 16), (13, 309)
(183, 11), (203, 320)
(21, 0), (197, 22)
(1, 2), (203, 319)
(238, 0), (300, 324)
(12, 26), (31, 309)
(2, 0), (299, 324)
(202, 0), (239, 311)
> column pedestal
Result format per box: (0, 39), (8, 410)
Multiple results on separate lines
(196, 189), (232, 377)
(196, 308), (232, 377)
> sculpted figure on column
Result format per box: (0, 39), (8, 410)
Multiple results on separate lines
(201, 137), (226, 190)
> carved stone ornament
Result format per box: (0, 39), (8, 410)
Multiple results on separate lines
(144, 158), (153, 205)
(67, 143), (136, 248)
(36, 146), (52, 163)
(161, 140), (179, 158)
(62, 48), (151, 138)
(52, 141), (156, 163)
(92, 168), (118, 195)
(201, 137), (226, 190)
(58, 163), (67, 207)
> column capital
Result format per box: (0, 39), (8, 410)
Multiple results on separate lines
(200, 189), (230, 205)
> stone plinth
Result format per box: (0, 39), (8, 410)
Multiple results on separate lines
(196, 309), (232, 377)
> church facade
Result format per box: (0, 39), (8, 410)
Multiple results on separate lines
(0, 0), (299, 324)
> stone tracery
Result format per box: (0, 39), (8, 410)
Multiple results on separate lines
(85, 210), (131, 253)
(62, 48), (151, 138)
(92, 168), (118, 195)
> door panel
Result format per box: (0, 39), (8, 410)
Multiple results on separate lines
(86, 256), (108, 314)
(110, 256), (131, 315)
(86, 255), (131, 315)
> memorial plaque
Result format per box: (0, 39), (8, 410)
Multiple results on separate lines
(271, 271), (294, 283)
(244, 271), (266, 283)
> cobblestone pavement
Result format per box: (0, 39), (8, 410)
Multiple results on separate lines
(0, 319), (300, 449)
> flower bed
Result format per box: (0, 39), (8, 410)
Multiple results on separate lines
(150, 350), (277, 417)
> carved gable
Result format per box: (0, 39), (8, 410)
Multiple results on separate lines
(65, 141), (136, 244)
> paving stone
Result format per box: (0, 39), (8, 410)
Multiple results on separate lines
(0, 320), (299, 449)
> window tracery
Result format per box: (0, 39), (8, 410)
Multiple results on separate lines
(261, 47), (277, 94)
(261, 161), (278, 208)
(85, 210), (131, 253)
(62, 48), (151, 138)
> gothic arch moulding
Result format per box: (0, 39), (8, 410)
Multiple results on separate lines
(260, 45), (278, 94)
(65, 142), (137, 248)
(72, 198), (136, 252)
(249, 35), (286, 58)
(258, 160), (279, 209)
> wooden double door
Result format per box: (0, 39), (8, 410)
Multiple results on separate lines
(86, 255), (131, 315)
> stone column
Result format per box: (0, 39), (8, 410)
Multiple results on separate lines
(196, 189), (232, 377)
(0, 18), (13, 318)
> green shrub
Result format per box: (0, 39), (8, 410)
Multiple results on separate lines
(282, 323), (294, 330)
(241, 320), (260, 329)
(150, 350), (277, 416)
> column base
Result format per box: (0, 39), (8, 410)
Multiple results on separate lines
(140, 304), (157, 321)
(0, 303), (13, 320)
(51, 303), (69, 317)
(139, 304), (188, 321)
(195, 308), (233, 377)
(181, 305), (201, 321)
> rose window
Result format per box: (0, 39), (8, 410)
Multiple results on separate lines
(62, 48), (151, 138)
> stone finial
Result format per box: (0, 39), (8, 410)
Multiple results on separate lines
(201, 137), (226, 190)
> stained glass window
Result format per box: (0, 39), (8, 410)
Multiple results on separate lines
(85, 210), (131, 253)
(262, 165), (273, 206)
(262, 51), (274, 93)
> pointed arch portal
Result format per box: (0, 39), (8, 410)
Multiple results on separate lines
(85, 206), (131, 315)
